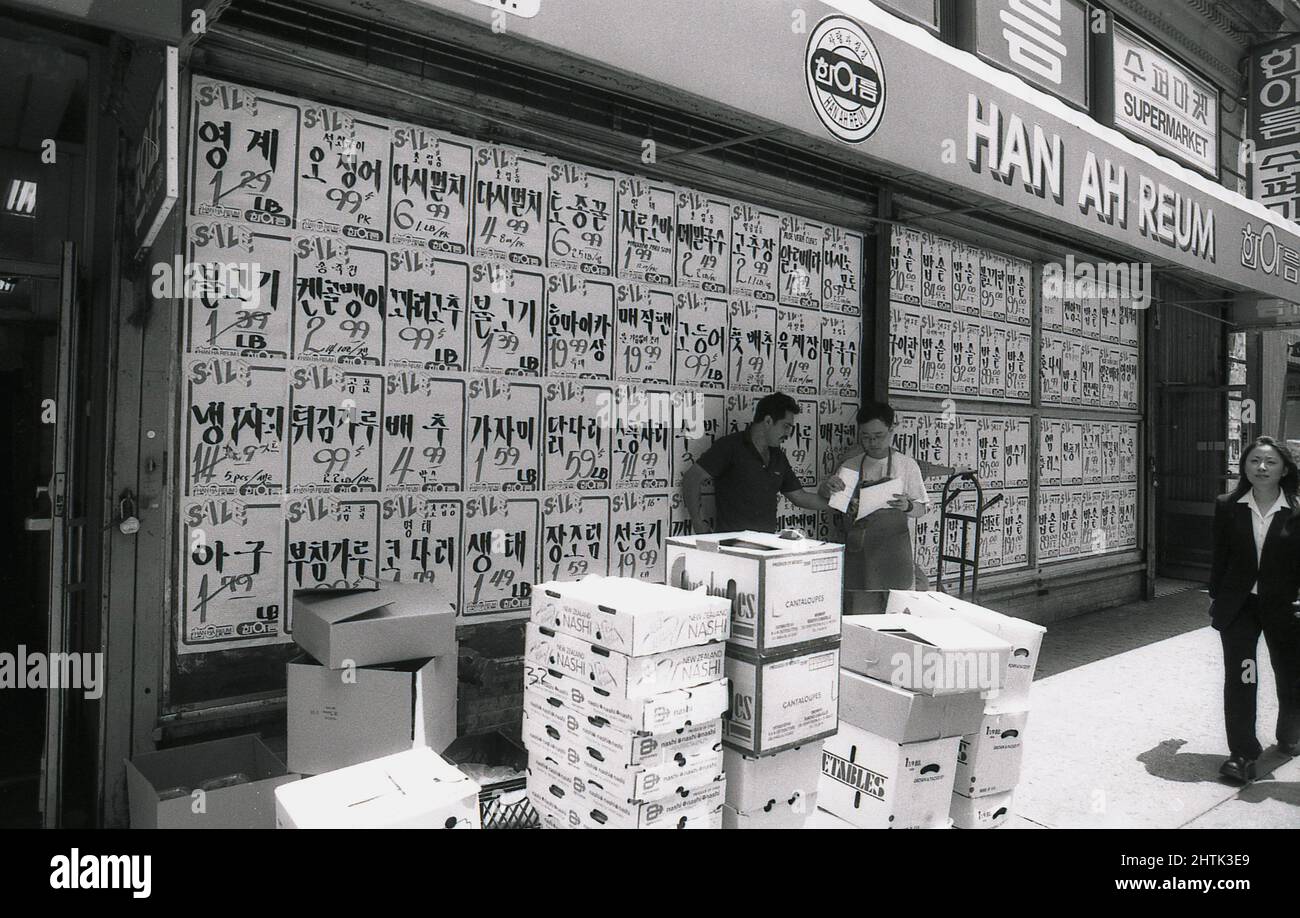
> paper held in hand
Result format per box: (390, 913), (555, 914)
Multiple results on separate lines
(854, 478), (903, 521)
(828, 467), (858, 513)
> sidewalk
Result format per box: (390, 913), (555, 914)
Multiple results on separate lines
(1008, 587), (1300, 828)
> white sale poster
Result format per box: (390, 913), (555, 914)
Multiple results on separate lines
(378, 495), (462, 606)
(1003, 417), (1030, 488)
(384, 249), (470, 371)
(1080, 342), (1101, 406)
(292, 235), (387, 364)
(471, 143), (549, 267)
(381, 371), (465, 492)
(609, 491), (669, 582)
(920, 231), (953, 310)
(296, 104), (389, 243)
(1062, 338), (1082, 405)
(817, 397), (860, 479)
(950, 241), (981, 316)
(889, 225), (922, 306)
(949, 417), (980, 475)
(1038, 489), (1061, 561)
(546, 160), (616, 276)
(674, 289), (729, 390)
(462, 494), (540, 616)
(676, 390), (727, 477)
(776, 306), (822, 395)
(545, 273), (615, 379)
(729, 299), (778, 392)
(287, 363), (382, 492)
(1082, 422), (1104, 484)
(822, 226), (864, 314)
(1039, 418), (1062, 486)
(1061, 421), (1083, 486)
(465, 375), (542, 491)
(888, 305), (922, 393)
(285, 494), (382, 592)
(611, 386), (673, 489)
(541, 380), (613, 491)
(540, 493), (612, 582)
(1005, 327), (1032, 401)
(614, 281), (676, 384)
(1004, 257), (1031, 325)
(979, 322), (1006, 399)
(977, 417), (1005, 489)
(184, 355), (288, 497)
(388, 122), (473, 254)
(675, 188), (731, 293)
(919, 311), (953, 394)
(1040, 334), (1063, 404)
(979, 250), (1007, 322)
(187, 222), (294, 357)
(730, 202), (780, 303)
(950, 318), (981, 396)
(616, 175), (677, 285)
(1001, 490), (1029, 567)
(468, 261), (544, 376)
(820, 314), (860, 397)
(778, 213), (825, 309)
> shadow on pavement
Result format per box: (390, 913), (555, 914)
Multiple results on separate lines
(1035, 590), (1212, 679)
(1138, 740), (1300, 801)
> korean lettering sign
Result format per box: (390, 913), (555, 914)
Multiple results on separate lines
(1111, 23), (1218, 178)
(968, 0), (1091, 110)
(1249, 38), (1300, 221)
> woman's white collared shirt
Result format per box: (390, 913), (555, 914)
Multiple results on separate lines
(1239, 490), (1291, 595)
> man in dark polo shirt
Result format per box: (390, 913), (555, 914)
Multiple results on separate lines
(680, 392), (832, 533)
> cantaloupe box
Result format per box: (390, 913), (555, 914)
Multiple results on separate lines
(840, 669), (985, 742)
(886, 590), (1045, 704)
(722, 741), (824, 813)
(528, 753), (724, 829)
(722, 793), (818, 830)
(292, 582), (456, 670)
(954, 708), (1029, 798)
(286, 654), (456, 775)
(840, 614), (1011, 696)
(818, 723), (960, 829)
(724, 641), (841, 755)
(950, 789), (1015, 829)
(666, 532), (843, 653)
(530, 575), (730, 655)
(523, 668), (729, 735)
(526, 622), (725, 700)
(522, 706), (723, 800)
(275, 747), (480, 829)
(126, 735), (299, 829)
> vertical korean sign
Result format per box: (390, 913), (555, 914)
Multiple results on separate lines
(1249, 37), (1300, 221)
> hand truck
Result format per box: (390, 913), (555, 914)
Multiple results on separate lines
(936, 471), (1003, 599)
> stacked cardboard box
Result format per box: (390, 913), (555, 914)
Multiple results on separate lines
(287, 582), (459, 776)
(523, 576), (731, 828)
(667, 532), (844, 829)
(886, 591), (1045, 829)
(817, 613), (1010, 828)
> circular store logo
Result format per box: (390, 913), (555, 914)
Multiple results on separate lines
(805, 16), (886, 144)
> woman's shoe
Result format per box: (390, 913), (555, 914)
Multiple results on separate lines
(1278, 741), (1300, 757)
(1219, 755), (1258, 783)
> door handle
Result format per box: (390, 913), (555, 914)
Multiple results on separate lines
(25, 485), (52, 531)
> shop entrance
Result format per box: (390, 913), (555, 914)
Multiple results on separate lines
(0, 26), (99, 828)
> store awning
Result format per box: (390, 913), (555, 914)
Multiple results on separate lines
(416, 0), (1300, 315)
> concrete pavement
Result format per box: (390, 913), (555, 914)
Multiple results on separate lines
(1007, 587), (1300, 829)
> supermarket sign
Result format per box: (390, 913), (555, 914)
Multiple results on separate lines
(446, 0), (1300, 301)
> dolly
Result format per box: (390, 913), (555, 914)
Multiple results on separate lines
(936, 471), (1003, 600)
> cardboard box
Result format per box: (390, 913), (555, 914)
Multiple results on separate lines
(293, 582), (456, 670)
(839, 669), (985, 742)
(526, 622), (725, 700)
(524, 670), (729, 735)
(724, 642), (840, 755)
(126, 735), (299, 829)
(528, 754), (724, 828)
(886, 590), (1045, 704)
(818, 723), (960, 829)
(840, 614), (1011, 696)
(722, 794), (818, 830)
(524, 696), (722, 765)
(522, 707), (723, 800)
(530, 575), (730, 655)
(275, 747), (480, 829)
(722, 741), (824, 813)
(287, 654), (457, 775)
(950, 789), (1014, 829)
(954, 708), (1029, 798)
(666, 532), (844, 653)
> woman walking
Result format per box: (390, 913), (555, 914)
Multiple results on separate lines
(1209, 436), (1300, 782)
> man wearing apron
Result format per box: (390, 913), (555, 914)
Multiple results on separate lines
(824, 401), (931, 593)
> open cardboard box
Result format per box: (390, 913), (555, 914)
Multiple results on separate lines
(839, 669), (985, 742)
(530, 575), (730, 656)
(840, 614), (1011, 696)
(293, 582), (456, 670)
(818, 723), (960, 829)
(724, 641), (840, 755)
(526, 622), (725, 700)
(886, 591), (1045, 704)
(287, 653), (456, 775)
(275, 747), (480, 829)
(666, 531), (843, 654)
(126, 734), (299, 829)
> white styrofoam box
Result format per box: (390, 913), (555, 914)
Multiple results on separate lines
(526, 622), (725, 700)
(666, 531), (843, 653)
(722, 742), (824, 813)
(523, 671), (729, 735)
(818, 723), (960, 829)
(724, 642), (841, 755)
(839, 669), (985, 742)
(886, 590), (1045, 705)
(530, 575), (730, 655)
(954, 708), (1029, 798)
(275, 747), (479, 829)
(950, 789), (1015, 829)
(840, 614), (1010, 696)
(522, 707), (723, 801)
(528, 754), (724, 829)
(722, 794), (818, 830)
